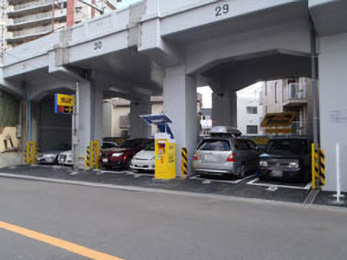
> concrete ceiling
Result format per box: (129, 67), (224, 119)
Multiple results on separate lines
(203, 52), (312, 92)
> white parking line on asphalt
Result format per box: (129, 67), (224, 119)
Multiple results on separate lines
(190, 174), (256, 184)
(99, 170), (126, 175)
(247, 178), (312, 190)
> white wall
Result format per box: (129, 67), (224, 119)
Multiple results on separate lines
(237, 84), (263, 135)
(319, 32), (347, 192)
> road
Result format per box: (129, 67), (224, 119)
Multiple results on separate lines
(0, 177), (347, 260)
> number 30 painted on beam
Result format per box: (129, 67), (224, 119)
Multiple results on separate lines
(215, 4), (229, 17)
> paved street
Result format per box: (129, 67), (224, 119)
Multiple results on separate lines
(1, 177), (347, 260)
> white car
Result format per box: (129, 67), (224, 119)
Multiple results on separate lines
(36, 151), (61, 164)
(58, 150), (73, 166)
(130, 143), (155, 172)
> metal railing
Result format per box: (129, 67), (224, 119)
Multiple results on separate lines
(10, 9), (66, 25)
(283, 83), (307, 103)
(11, 0), (53, 11)
(10, 25), (53, 38)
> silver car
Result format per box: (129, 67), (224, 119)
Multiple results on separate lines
(193, 137), (260, 178)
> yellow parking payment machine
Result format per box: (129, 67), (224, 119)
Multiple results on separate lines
(155, 133), (176, 180)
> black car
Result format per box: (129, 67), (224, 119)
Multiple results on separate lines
(258, 138), (312, 183)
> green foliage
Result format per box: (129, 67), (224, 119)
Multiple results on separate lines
(0, 90), (20, 127)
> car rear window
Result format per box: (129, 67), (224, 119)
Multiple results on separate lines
(102, 142), (117, 149)
(233, 139), (251, 151)
(265, 139), (308, 156)
(198, 140), (231, 151)
(120, 139), (141, 149)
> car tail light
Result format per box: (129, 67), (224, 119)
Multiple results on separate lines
(226, 152), (236, 162)
(193, 152), (199, 161)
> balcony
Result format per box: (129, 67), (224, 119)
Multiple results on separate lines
(5, 22), (65, 45)
(283, 83), (307, 107)
(8, 1), (50, 16)
(7, 10), (67, 31)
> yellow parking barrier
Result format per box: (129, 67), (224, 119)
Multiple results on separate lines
(311, 143), (319, 189)
(25, 141), (36, 165)
(320, 150), (326, 186)
(94, 140), (100, 170)
(311, 143), (327, 189)
(85, 141), (100, 171)
(85, 146), (91, 170)
(181, 148), (188, 178)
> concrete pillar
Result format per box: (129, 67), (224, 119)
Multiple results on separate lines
(76, 81), (103, 166)
(91, 83), (104, 142)
(212, 91), (237, 127)
(129, 96), (151, 138)
(163, 65), (197, 177)
(103, 101), (113, 138)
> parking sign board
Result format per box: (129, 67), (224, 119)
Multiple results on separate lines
(55, 94), (74, 114)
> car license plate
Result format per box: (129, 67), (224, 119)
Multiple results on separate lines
(102, 158), (108, 163)
(205, 155), (218, 162)
(271, 170), (283, 177)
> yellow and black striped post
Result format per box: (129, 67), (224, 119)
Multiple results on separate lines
(25, 141), (36, 165)
(320, 150), (326, 186)
(181, 148), (188, 178)
(90, 141), (95, 169)
(311, 143), (320, 189)
(85, 145), (91, 170)
(94, 140), (100, 169)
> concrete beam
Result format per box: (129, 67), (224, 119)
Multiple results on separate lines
(139, 18), (183, 67)
(309, 0), (347, 36)
(0, 75), (23, 97)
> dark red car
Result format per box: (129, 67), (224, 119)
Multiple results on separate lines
(101, 138), (153, 170)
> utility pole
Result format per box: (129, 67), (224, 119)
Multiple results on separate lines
(309, 16), (319, 148)
(72, 81), (80, 171)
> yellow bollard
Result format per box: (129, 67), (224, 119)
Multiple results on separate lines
(181, 148), (188, 178)
(320, 150), (326, 186)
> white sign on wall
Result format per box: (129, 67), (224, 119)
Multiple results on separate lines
(330, 109), (347, 124)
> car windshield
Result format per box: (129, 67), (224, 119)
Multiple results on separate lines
(120, 139), (141, 149)
(198, 139), (231, 151)
(102, 142), (117, 149)
(265, 139), (308, 156)
(144, 142), (155, 151)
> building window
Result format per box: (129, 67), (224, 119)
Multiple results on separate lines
(274, 82), (278, 103)
(247, 125), (258, 134)
(119, 115), (130, 129)
(246, 106), (258, 114)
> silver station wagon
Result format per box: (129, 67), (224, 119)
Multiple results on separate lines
(193, 126), (260, 178)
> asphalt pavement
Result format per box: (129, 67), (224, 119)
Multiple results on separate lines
(1, 177), (347, 260)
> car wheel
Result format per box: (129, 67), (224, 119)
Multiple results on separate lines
(238, 163), (247, 179)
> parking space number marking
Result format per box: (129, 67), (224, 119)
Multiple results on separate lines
(215, 4), (229, 17)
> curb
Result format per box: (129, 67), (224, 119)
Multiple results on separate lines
(0, 172), (346, 214)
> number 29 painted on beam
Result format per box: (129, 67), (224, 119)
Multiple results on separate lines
(215, 3), (229, 17)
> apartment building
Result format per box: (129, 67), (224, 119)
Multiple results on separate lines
(237, 83), (264, 135)
(0, 0), (118, 51)
(260, 77), (314, 137)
